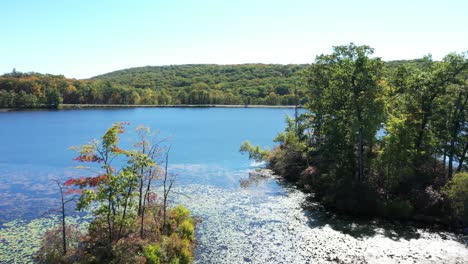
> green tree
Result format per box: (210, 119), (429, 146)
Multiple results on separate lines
(305, 43), (385, 182)
(45, 88), (63, 108)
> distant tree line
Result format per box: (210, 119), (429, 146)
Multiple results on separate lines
(1, 63), (438, 109)
(0, 64), (309, 108)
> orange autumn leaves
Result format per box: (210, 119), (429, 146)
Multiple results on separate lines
(64, 122), (129, 195)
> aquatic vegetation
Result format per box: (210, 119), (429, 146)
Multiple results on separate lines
(0, 215), (89, 263)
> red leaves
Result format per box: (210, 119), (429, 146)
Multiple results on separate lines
(64, 178), (77, 186)
(111, 146), (126, 154)
(88, 174), (108, 187)
(64, 175), (108, 188)
(64, 189), (82, 195)
(73, 154), (103, 163)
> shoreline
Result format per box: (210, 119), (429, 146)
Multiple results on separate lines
(60, 104), (300, 109)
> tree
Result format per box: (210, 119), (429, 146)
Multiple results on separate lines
(38, 122), (197, 263)
(45, 87), (63, 108)
(130, 126), (165, 238)
(304, 43), (385, 182)
(52, 179), (77, 255)
(65, 122), (152, 245)
(381, 52), (467, 190)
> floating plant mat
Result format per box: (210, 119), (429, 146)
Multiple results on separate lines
(0, 214), (92, 263)
(172, 182), (468, 264)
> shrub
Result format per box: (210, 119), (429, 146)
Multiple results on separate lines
(35, 225), (82, 264)
(443, 172), (468, 224)
(177, 219), (195, 240)
(164, 234), (193, 264)
(384, 199), (414, 219)
(144, 244), (162, 264)
(111, 236), (146, 264)
(170, 205), (191, 226)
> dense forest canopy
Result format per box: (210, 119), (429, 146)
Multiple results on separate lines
(0, 60), (432, 108)
(242, 44), (468, 225)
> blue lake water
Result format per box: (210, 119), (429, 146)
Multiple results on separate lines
(0, 107), (467, 263)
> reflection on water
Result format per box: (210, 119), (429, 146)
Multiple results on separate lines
(0, 108), (467, 263)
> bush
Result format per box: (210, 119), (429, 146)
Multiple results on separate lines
(443, 172), (468, 224)
(35, 225), (82, 264)
(170, 205), (191, 226)
(164, 234), (193, 264)
(144, 244), (162, 264)
(111, 236), (146, 264)
(410, 186), (448, 218)
(383, 199), (414, 219)
(177, 220), (195, 240)
(268, 145), (306, 182)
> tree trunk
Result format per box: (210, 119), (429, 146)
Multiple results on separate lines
(448, 138), (455, 179)
(443, 147), (447, 172)
(138, 169), (144, 216)
(107, 194), (113, 243)
(58, 183), (67, 255)
(358, 127), (364, 182)
(162, 148), (172, 235)
(140, 167), (154, 238)
(447, 92), (463, 179)
(118, 184), (133, 240)
(138, 143), (147, 216)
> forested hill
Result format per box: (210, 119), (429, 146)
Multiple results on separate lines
(91, 60), (427, 86)
(0, 60), (433, 108)
(90, 64), (309, 105)
(91, 64), (307, 89)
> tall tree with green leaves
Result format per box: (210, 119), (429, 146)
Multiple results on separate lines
(304, 43), (385, 183)
(381, 53), (467, 192)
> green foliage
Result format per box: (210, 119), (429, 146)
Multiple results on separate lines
(144, 244), (162, 264)
(443, 172), (468, 223)
(171, 205), (190, 220)
(143, 234), (193, 264)
(309, 43), (385, 179)
(239, 141), (270, 162)
(177, 220), (195, 240)
(164, 234), (193, 264)
(35, 124), (196, 263)
(244, 44), (467, 224)
(267, 115), (309, 182)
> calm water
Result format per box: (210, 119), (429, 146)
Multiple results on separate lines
(0, 108), (467, 263)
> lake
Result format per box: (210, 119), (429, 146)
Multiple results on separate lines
(0, 107), (467, 263)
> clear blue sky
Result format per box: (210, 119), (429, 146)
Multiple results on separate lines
(1, 0), (467, 79)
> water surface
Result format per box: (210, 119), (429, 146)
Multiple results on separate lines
(0, 108), (467, 263)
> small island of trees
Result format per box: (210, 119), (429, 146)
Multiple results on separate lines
(36, 123), (196, 264)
